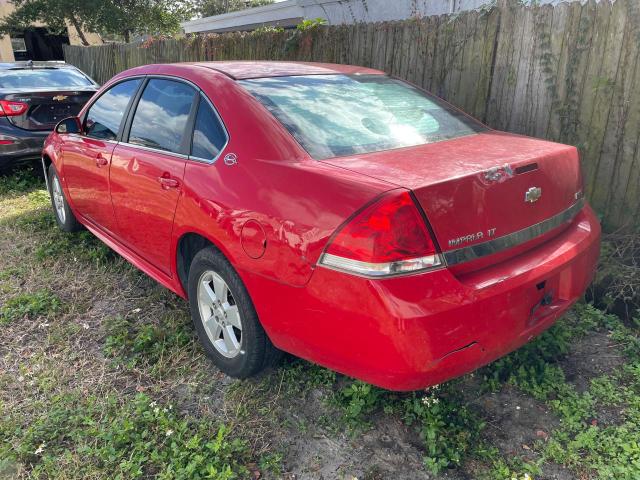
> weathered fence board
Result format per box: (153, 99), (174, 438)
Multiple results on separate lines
(63, 0), (640, 231)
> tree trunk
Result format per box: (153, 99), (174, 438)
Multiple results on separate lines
(69, 14), (90, 46)
(124, 30), (131, 43)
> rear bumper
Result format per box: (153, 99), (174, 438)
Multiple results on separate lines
(0, 119), (49, 169)
(243, 204), (601, 391)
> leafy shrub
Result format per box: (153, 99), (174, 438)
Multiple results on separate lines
(296, 18), (327, 31)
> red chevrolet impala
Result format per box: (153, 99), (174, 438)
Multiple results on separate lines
(42, 61), (600, 390)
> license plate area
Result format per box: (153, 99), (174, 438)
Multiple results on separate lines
(527, 275), (566, 327)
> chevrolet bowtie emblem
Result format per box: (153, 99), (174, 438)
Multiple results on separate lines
(525, 187), (542, 203)
(52, 95), (68, 101)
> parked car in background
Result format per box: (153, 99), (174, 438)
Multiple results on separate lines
(42, 61), (600, 390)
(0, 61), (98, 172)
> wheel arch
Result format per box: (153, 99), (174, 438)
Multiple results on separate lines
(175, 231), (233, 297)
(41, 153), (53, 171)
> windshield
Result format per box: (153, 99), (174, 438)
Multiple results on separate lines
(0, 68), (94, 89)
(240, 74), (486, 159)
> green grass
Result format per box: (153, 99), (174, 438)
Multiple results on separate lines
(103, 313), (196, 376)
(0, 166), (43, 196)
(0, 392), (249, 479)
(0, 289), (61, 324)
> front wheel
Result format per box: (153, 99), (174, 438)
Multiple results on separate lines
(188, 246), (281, 378)
(48, 165), (82, 232)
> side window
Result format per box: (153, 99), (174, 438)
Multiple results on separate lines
(85, 79), (141, 140)
(191, 95), (227, 160)
(128, 79), (196, 154)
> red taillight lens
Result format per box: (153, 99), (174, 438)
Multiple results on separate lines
(320, 191), (442, 277)
(0, 100), (29, 117)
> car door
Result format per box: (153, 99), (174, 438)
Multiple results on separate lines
(109, 78), (197, 275)
(62, 78), (142, 235)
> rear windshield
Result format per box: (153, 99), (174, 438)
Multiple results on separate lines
(240, 74), (486, 159)
(0, 68), (94, 89)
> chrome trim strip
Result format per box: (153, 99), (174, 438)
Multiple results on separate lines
(117, 141), (190, 159)
(318, 252), (443, 279)
(443, 199), (585, 266)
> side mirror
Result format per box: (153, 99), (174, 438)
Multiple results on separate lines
(55, 116), (81, 135)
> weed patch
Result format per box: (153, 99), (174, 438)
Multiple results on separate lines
(0, 289), (61, 324)
(0, 392), (249, 479)
(103, 313), (195, 375)
(0, 167), (43, 195)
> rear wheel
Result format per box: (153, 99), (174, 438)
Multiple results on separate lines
(188, 246), (280, 378)
(48, 165), (82, 232)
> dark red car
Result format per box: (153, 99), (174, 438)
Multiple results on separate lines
(43, 61), (600, 391)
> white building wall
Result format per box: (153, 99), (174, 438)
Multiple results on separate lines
(299, 0), (490, 24)
(182, 0), (584, 34)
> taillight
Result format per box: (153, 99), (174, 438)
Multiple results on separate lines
(319, 191), (442, 277)
(0, 100), (28, 117)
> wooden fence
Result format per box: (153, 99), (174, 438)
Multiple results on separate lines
(63, 0), (640, 231)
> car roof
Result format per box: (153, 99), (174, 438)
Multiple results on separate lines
(182, 61), (385, 80)
(0, 61), (75, 70)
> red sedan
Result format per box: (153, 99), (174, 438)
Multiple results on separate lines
(42, 61), (600, 391)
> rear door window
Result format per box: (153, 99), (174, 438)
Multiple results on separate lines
(128, 79), (196, 154)
(190, 95), (227, 161)
(85, 79), (142, 141)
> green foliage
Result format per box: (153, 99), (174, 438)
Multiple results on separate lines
(258, 452), (284, 477)
(199, 0), (274, 18)
(334, 380), (484, 475)
(251, 25), (284, 35)
(276, 359), (337, 396)
(498, 304), (640, 479)
(0, 0), (191, 44)
(11, 207), (114, 265)
(0, 289), (61, 324)
(0, 167), (43, 195)
(338, 381), (382, 423)
(103, 314), (194, 373)
(0, 392), (248, 478)
(296, 18), (327, 32)
(402, 386), (484, 474)
(35, 228), (113, 265)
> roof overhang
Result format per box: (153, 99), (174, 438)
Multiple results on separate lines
(182, 0), (304, 34)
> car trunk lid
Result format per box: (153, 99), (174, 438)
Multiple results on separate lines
(322, 131), (583, 270)
(1, 89), (95, 131)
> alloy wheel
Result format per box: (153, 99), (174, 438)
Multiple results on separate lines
(197, 270), (243, 358)
(51, 176), (66, 224)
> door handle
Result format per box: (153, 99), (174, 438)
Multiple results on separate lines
(158, 175), (180, 190)
(95, 153), (109, 167)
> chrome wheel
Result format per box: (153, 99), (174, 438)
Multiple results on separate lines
(51, 176), (66, 224)
(197, 270), (243, 358)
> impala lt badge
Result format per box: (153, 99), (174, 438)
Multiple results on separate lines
(448, 227), (497, 248)
(525, 187), (542, 203)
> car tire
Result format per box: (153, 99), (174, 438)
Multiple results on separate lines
(188, 246), (281, 378)
(48, 164), (82, 232)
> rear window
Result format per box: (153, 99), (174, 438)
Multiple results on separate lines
(0, 68), (94, 89)
(240, 75), (486, 160)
